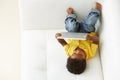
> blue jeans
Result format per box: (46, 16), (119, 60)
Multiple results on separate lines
(65, 8), (100, 33)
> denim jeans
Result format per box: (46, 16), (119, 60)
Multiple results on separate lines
(65, 8), (100, 33)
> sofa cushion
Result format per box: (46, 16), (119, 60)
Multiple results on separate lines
(21, 30), (47, 80)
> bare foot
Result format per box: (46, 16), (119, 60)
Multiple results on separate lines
(95, 2), (102, 11)
(66, 8), (74, 14)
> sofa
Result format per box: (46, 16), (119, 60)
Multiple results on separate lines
(20, 0), (120, 80)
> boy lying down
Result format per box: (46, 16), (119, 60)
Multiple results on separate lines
(55, 2), (101, 74)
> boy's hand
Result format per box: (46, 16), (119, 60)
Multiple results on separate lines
(55, 33), (67, 46)
(86, 35), (99, 44)
(55, 33), (62, 38)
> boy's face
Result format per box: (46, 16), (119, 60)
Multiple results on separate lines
(71, 47), (86, 60)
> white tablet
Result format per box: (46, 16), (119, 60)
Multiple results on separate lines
(57, 32), (88, 40)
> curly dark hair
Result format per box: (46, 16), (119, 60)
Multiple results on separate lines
(66, 57), (86, 74)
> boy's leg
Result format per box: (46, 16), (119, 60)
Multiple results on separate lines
(65, 8), (80, 32)
(80, 2), (101, 32)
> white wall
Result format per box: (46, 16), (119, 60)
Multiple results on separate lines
(100, 0), (120, 80)
(0, 0), (20, 80)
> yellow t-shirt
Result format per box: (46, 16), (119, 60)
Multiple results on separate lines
(64, 32), (98, 60)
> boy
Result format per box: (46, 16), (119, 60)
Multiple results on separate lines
(55, 32), (99, 74)
(65, 2), (101, 33)
(55, 2), (101, 74)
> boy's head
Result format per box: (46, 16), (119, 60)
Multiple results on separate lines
(66, 47), (86, 74)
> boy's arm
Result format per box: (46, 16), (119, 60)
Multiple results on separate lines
(55, 33), (67, 46)
(86, 34), (99, 45)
